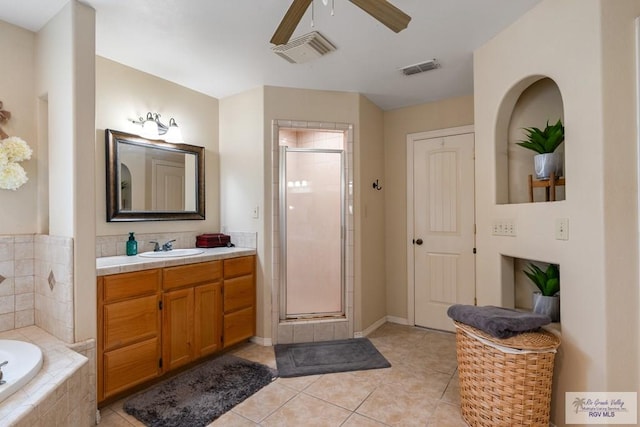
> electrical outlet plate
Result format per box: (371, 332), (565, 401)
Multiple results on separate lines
(491, 219), (517, 236)
(556, 218), (569, 240)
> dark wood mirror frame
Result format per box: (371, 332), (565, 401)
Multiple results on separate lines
(105, 129), (205, 222)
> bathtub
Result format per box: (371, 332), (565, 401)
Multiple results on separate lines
(0, 340), (43, 404)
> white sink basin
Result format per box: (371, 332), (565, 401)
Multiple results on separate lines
(138, 248), (204, 258)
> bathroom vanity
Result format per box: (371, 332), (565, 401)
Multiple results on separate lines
(96, 248), (256, 404)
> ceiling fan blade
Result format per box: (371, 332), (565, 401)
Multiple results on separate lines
(271, 0), (313, 45)
(348, 0), (411, 33)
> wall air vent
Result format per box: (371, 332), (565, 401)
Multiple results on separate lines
(272, 31), (336, 64)
(401, 59), (439, 76)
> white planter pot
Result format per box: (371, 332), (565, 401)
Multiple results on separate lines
(534, 152), (563, 180)
(532, 292), (560, 322)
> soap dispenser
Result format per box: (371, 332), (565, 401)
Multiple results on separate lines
(126, 232), (138, 256)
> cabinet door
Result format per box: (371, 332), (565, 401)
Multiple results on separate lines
(163, 288), (194, 371)
(223, 275), (255, 313)
(224, 256), (255, 279)
(224, 307), (256, 348)
(103, 295), (160, 351)
(194, 282), (223, 358)
(103, 337), (160, 399)
(163, 261), (222, 291)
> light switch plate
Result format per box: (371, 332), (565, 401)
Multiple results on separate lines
(556, 218), (569, 240)
(491, 219), (516, 236)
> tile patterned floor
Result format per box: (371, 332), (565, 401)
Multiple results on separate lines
(99, 323), (467, 426)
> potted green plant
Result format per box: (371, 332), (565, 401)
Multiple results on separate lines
(516, 118), (564, 180)
(523, 263), (560, 322)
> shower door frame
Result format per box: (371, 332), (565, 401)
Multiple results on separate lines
(271, 120), (354, 344)
(279, 146), (346, 320)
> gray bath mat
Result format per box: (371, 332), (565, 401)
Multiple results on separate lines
(274, 338), (391, 377)
(123, 354), (275, 427)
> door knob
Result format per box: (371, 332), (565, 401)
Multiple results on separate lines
(415, 238), (423, 245)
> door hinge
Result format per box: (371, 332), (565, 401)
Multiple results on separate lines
(159, 358), (163, 369)
(159, 300), (163, 310)
(473, 247), (476, 254)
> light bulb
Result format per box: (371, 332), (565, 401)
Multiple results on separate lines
(164, 118), (183, 143)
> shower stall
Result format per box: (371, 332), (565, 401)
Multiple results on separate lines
(272, 121), (354, 343)
(279, 146), (344, 318)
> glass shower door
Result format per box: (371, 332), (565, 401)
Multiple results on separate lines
(280, 147), (345, 319)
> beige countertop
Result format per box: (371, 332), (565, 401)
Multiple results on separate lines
(96, 246), (256, 276)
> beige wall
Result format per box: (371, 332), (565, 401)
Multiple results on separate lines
(474, 0), (640, 424)
(383, 95), (474, 320)
(600, 0), (640, 397)
(219, 87), (266, 336)
(220, 86), (389, 339)
(95, 56), (220, 238)
(358, 95), (386, 329)
(0, 21), (37, 234)
(36, 1), (97, 342)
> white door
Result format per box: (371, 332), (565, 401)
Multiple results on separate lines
(413, 132), (475, 331)
(152, 160), (185, 211)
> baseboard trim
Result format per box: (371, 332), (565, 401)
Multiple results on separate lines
(386, 315), (410, 326)
(250, 336), (272, 346)
(354, 316), (388, 338)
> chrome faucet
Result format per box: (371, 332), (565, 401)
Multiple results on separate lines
(0, 360), (8, 385)
(161, 239), (176, 251)
(149, 240), (176, 251)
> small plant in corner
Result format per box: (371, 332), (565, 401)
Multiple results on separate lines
(516, 119), (565, 154)
(524, 263), (559, 296)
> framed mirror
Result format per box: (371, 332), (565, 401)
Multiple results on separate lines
(105, 129), (205, 221)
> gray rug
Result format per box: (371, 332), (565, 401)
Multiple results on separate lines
(274, 338), (391, 377)
(123, 354), (275, 427)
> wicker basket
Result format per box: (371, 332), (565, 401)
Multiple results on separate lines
(454, 321), (561, 426)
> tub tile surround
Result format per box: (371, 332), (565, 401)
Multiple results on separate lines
(35, 235), (74, 343)
(0, 326), (94, 426)
(0, 235), (74, 342)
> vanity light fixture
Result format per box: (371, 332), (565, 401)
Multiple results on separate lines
(131, 112), (183, 143)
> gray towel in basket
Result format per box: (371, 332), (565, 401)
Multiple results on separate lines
(447, 304), (551, 338)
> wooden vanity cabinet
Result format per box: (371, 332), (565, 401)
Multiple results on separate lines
(162, 261), (223, 371)
(223, 256), (256, 348)
(97, 269), (162, 402)
(98, 255), (255, 404)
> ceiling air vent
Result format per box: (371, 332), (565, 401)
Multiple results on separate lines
(401, 59), (439, 76)
(272, 31), (336, 64)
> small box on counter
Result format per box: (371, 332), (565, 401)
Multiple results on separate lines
(195, 233), (232, 248)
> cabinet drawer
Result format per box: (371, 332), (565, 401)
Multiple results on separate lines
(103, 337), (160, 399)
(224, 307), (255, 348)
(103, 295), (160, 351)
(103, 269), (160, 302)
(224, 275), (255, 313)
(163, 261), (222, 291)
(224, 256), (255, 279)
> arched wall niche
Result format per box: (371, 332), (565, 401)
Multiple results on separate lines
(495, 75), (565, 204)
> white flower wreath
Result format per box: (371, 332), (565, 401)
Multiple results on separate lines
(0, 136), (32, 190)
